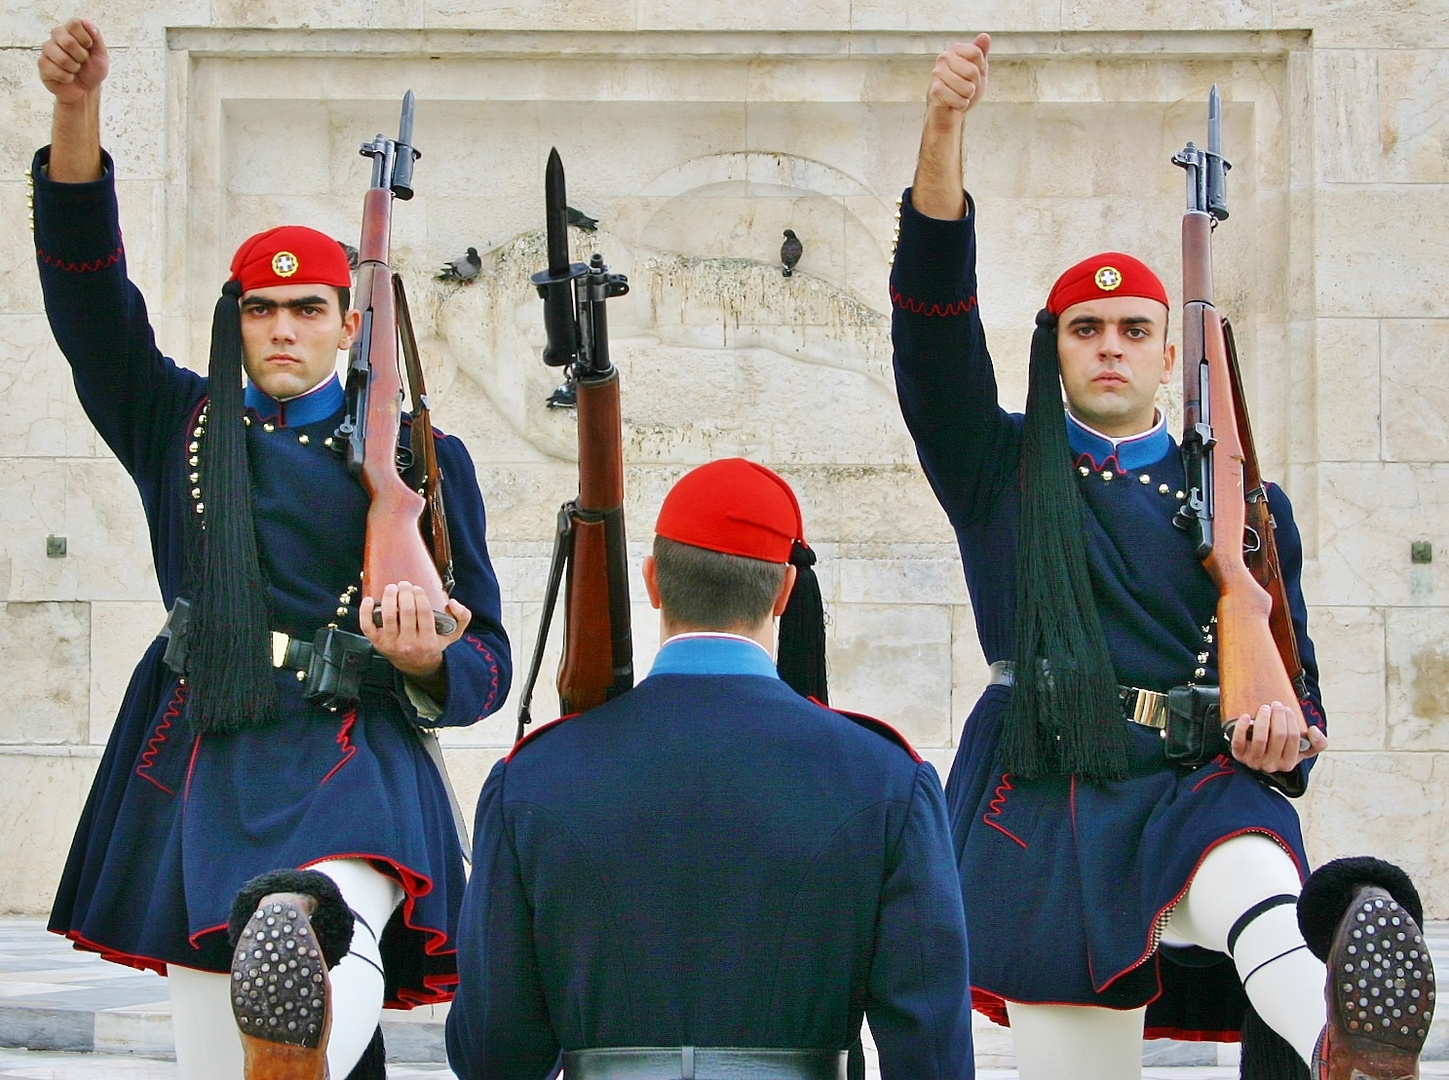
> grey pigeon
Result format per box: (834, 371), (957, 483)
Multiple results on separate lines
(780, 229), (803, 277)
(337, 240), (359, 271)
(567, 207), (599, 233)
(545, 380), (577, 409)
(436, 246), (481, 283)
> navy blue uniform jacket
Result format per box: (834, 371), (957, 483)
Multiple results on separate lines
(33, 148), (512, 1006)
(446, 635), (975, 1080)
(890, 191), (1327, 1035)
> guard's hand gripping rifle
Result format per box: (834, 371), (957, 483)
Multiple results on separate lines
(337, 91), (455, 631)
(1172, 87), (1309, 759)
(515, 149), (633, 740)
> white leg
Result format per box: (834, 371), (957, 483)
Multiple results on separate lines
(1005, 1001), (1147, 1080)
(313, 858), (405, 1078)
(1164, 833), (1326, 1065)
(168, 963), (243, 1080)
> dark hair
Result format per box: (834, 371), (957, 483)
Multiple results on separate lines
(337, 287), (350, 314)
(653, 536), (786, 630)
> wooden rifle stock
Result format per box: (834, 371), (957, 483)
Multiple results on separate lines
(346, 94), (455, 633)
(1223, 319), (1306, 697)
(557, 371), (628, 713)
(1176, 97), (1306, 741)
(395, 272), (454, 594)
(516, 149), (633, 737)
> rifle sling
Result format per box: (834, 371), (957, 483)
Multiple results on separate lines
(515, 503), (577, 742)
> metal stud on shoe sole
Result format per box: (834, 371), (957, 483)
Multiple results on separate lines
(230, 900), (326, 1049)
(1334, 894), (1435, 1051)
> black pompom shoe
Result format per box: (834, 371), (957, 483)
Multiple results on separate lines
(1300, 858), (1434, 1080)
(227, 869), (355, 1079)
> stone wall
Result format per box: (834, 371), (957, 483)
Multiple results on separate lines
(0, 2), (1444, 921)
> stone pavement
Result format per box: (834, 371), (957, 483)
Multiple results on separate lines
(1, 916), (1447, 1079)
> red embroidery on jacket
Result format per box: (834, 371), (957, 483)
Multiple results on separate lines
(321, 710), (358, 784)
(889, 285), (978, 318)
(1191, 754), (1237, 793)
(469, 636), (501, 720)
(136, 684), (187, 795)
(983, 773), (1028, 849)
(37, 246), (123, 273)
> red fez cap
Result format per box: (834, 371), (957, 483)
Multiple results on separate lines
(1046, 252), (1169, 317)
(229, 226), (352, 293)
(656, 458), (805, 564)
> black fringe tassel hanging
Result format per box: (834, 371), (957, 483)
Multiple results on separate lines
(778, 541), (828, 704)
(997, 308), (1129, 781)
(184, 279), (279, 734)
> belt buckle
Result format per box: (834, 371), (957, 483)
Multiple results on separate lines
(1131, 687), (1169, 730)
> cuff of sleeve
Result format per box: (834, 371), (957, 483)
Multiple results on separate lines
(890, 188), (978, 315)
(31, 146), (124, 270)
(404, 679), (444, 722)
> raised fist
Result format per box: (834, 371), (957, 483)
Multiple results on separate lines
(39, 18), (109, 104)
(926, 34), (991, 115)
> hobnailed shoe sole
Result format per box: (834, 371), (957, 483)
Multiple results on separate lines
(1323, 885), (1435, 1079)
(231, 893), (329, 1050)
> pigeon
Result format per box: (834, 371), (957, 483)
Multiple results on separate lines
(337, 240), (359, 271)
(567, 207), (599, 233)
(436, 247), (481, 283)
(546, 381), (577, 409)
(780, 229), (803, 277)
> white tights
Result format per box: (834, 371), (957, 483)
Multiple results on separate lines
(168, 858), (405, 1080)
(1006, 834), (1326, 1080)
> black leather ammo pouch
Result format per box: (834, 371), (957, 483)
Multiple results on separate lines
(1163, 684), (1226, 767)
(300, 627), (376, 710)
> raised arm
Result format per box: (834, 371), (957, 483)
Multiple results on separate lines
(911, 36), (989, 221)
(891, 37), (1020, 529)
(38, 18), (107, 183)
(34, 19), (204, 480)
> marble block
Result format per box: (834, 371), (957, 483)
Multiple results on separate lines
(1386, 607), (1449, 751)
(0, 750), (100, 915)
(0, 602), (90, 745)
(1310, 606), (1386, 751)
(1381, 320), (1449, 463)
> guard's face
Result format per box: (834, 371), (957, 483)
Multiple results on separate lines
(1055, 296), (1175, 437)
(239, 284), (359, 401)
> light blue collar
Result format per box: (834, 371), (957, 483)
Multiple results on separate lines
(1066, 411), (1170, 471)
(244, 374), (344, 428)
(647, 633), (780, 679)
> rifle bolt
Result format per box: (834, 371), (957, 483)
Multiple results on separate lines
(1411, 541), (1433, 564)
(1159, 483), (1170, 494)
(298, 434), (310, 445)
(1139, 474), (1151, 484)
(263, 423), (275, 433)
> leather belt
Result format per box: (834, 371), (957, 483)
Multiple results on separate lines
(270, 630), (396, 690)
(987, 659), (1172, 731)
(562, 1047), (848, 1080)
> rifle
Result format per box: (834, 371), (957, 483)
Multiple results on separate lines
(1172, 86), (1309, 753)
(337, 91), (455, 632)
(515, 148), (633, 740)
